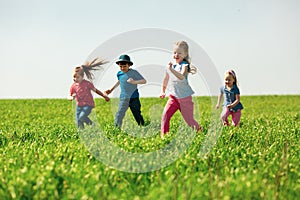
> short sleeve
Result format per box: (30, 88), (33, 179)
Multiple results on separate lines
(234, 85), (240, 95)
(117, 71), (122, 80)
(183, 63), (190, 71)
(69, 84), (75, 95)
(88, 81), (95, 90)
(220, 86), (224, 94)
(132, 69), (144, 80)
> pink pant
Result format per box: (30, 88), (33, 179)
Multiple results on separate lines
(221, 107), (241, 126)
(161, 95), (200, 134)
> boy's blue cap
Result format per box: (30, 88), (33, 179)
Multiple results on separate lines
(116, 54), (133, 65)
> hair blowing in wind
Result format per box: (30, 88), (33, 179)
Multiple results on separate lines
(74, 58), (108, 81)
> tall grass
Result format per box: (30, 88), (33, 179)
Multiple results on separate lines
(0, 95), (299, 199)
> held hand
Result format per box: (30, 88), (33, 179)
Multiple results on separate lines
(105, 89), (111, 95)
(104, 95), (110, 102)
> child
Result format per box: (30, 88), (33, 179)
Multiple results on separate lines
(68, 58), (110, 128)
(105, 54), (146, 128)
(160, 41), (202, 138)
(216, 70), (243, 126)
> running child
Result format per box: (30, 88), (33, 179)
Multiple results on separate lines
(68, 58), (110, 128)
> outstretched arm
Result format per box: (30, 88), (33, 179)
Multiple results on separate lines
(105, 81), (120, 95)
(93, 88), (110, 101)
(160, 73), (169, 98)
(216, 93), (223, 109)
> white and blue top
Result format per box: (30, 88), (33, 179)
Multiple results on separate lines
(167, 61), (194, 99)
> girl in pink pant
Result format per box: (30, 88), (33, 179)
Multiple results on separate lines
(216, 70), (243, 126)
(160, 41), (202, 138)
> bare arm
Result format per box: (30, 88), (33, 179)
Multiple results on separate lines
(67, 93), (75, 101)
(127, 78), (147, 85)
(105, 81), (120, 95)
(227, 94), (240, 109)
(168, 62), (188, 80)
(67, 87), (75, 101)
(93, 88), (110, 101)
(216, 93), (223, 109)
(160, 73), (169, 98)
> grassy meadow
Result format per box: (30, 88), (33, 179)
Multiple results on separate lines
(0, 95), (299, 199)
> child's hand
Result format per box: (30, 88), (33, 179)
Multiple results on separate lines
(227, 104), (233, 109)
(104, 95), (110, 102)
(216, 105), (220, 109)
(105, 89), (111, 95)
(67, 94), (75, 101)
(168, 62), (173, 69)
(127, 78), (135, 84)
(67, 96), (74, 101)
(160, 93), (166, 99)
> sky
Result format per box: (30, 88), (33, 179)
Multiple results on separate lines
(1, 0), (299, 98)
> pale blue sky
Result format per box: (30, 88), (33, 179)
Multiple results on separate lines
(1, 0), (299, 98)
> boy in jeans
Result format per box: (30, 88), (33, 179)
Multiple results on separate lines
(105, 54), (146, 128)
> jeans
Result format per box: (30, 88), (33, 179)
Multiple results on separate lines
(76, 105), (93, 128)
(115, 98), (145, 127)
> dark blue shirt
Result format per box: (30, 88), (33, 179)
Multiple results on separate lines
(220, 84), (243, 112)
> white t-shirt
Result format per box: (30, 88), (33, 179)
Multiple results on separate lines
(167, 62), (194, 98)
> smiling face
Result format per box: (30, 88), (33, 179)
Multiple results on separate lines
(224, 73), (235, 88)
(173, 46), (187, 64)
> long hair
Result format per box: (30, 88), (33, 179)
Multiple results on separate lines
(225, 69), (238, 85)
(73, 58), (108, 81)
(174, 41), (197, 74)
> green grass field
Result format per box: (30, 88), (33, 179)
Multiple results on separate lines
(0, 95), (299, 199)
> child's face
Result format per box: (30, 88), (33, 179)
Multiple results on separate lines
(224, 74), (235, 88)
(118, 62), (130, 73)
(173, 46), (187, 63)
(73, 74), (84, 83)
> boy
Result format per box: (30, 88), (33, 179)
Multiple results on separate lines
(105, 54), (146, 128)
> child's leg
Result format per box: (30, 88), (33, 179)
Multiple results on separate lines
(221, 107), (231, 126)
(178, 96), (200, 131)
(77, 106), (93, 128)
(76, 106), (84, 128)
(231, 110), (241, 126)
(115, 98), (130, 127)
(129, 98), (145, 126)
(161, 95), (179, 134)
(81, 106), (93, 125)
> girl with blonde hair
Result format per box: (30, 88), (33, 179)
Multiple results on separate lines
(160, 41), (202, 138)
(216, 70), (243, 126)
